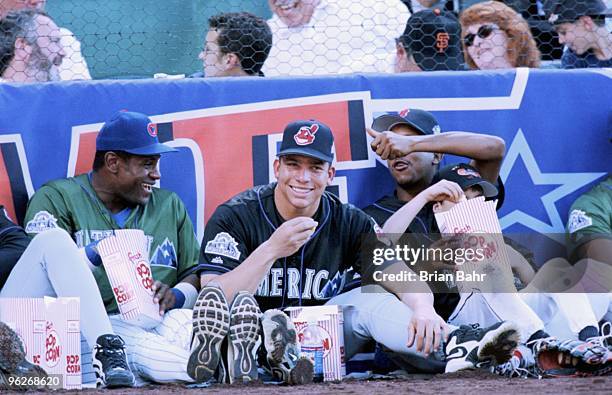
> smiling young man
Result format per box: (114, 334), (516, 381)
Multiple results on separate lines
(194, 119), (520, 384)
(19, 111), (208, 386)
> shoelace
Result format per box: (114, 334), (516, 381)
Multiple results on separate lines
(100, 344), (129, 370)
(525, 336), (557, 354)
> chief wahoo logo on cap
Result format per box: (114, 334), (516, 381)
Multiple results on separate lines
(294, 123), (319, 146)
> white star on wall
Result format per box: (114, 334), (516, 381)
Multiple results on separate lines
(499, 129), (606, 241)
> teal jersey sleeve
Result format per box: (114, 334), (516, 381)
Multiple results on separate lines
(566, 178), (612, 260)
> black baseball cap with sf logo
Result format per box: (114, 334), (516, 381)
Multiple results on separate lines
(277, 120), (335, 163)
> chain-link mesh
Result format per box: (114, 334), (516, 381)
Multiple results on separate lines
(0, 0), (610, 82)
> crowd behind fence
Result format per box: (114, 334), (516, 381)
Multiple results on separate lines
(0, 0), (611, 83)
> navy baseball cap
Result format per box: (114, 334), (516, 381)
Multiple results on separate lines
(547, 0), (612, 24)
(399, 9), (465, 71)
(277, 120), (334, 163)
(96, 111), (177, 155)
(371, 108), (441, 135)
(433, 163), (498, 198)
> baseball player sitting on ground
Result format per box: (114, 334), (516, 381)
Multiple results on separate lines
(192, 119), (521, 385)
(381, 162), (611, 377)
(9, 111), (210, 386)
(0, 205), (50, 388)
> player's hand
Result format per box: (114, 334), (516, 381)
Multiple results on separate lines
(406, 305), (449, 356)
(366, 127), (418, 160)
(421, 180), (465, 204)
(264, 217), (318, 259)
(152, 281), (175, 315)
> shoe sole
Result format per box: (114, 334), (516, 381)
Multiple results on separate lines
(478, 322), (521, 365)
(228, 292), (261, 383)
(104, 373), (136, 389)
(0, 323), (26, 372)
(188, 287), (230, 382)
(288, 356), (315, 385)
(262, 309), (298, 364)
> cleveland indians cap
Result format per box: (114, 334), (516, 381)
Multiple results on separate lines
(433, 163), (498, 198)
(371, 108), (442, 135)
(399, 9), (465, 71)
(96, 111), (177, 155)
(547, 0), (612, 24)
(277, 119), (334, 163)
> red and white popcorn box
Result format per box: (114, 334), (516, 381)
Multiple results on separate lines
(97, 229), (161, 329)
(434, 196), (516, 292)
(0, 297), (82, 389)
(285, 305), (345, 381)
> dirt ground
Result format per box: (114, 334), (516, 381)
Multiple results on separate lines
(13, 371), (612, 394)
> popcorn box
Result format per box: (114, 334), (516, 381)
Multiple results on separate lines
(434, 196), (516, 293)
(0, 297), (82, 389)
(285, 305), (345, 381)
(97, 229), (161, 329)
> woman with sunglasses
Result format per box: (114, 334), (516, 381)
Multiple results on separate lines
(459, 1), (540, 70)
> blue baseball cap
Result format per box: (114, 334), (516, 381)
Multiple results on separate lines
(96, 111), (177, 155)
(278, 120), (335, 163)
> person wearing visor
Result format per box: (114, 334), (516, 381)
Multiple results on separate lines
(13, 111), (203, 386)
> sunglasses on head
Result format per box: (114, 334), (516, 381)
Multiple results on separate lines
(463, 24), (497, 47)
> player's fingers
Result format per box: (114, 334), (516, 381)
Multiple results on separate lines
(441, 322), (450, 343)
(433, 323), (442, 353)
(424, 321), (434, 355)
(406, 321), (416, 348)
(415, 320), (425, 353)
(366, 127), (379, 139)
(380, 144), (392, 160)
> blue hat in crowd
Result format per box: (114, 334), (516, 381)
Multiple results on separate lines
(96, 111), (177, 155)
(278, 120), (335, 163)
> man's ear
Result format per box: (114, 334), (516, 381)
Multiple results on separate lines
(13, 37), (32, 60)
(579, 15), (596, 30)
(104, 152), (123, 174)
(433, 152), (443, 165)
(273, 158), (281, 179)
(224, 52), (241, 70)
(326, 165), (336, 185)
(432, 202), (442, 213)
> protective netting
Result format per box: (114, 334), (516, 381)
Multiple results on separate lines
(0, 0), (610, 82)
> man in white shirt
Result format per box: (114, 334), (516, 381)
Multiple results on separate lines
(263, 0), (410, 76)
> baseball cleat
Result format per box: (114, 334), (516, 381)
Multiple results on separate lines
(92, 334), (135, 388)
(188, 286), (230, 383)
(0, 323), (48, 390)
(492, 344), (537, 378)
(445, 321), (520, 373)
(226, 292), (261, 383)
(0, 322), (26, 373)
(260, 309), (313, 385)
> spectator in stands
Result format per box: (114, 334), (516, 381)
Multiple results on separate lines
(0, 0), (90, 80)
(0, 9), (65, 82)
(395, 8), (467, 71)
(460, 1), (541, 69)
(197, 12), (272, 77)
(548, 0), (612, 68)
(263, 0), (411, 76)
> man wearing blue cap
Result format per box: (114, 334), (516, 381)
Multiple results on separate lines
(193, 119), (519, 385)
(6, 111), (205, 386)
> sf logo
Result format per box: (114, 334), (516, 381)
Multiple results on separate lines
(294, 124), (319, 146)
(436, 32), (450, 53)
